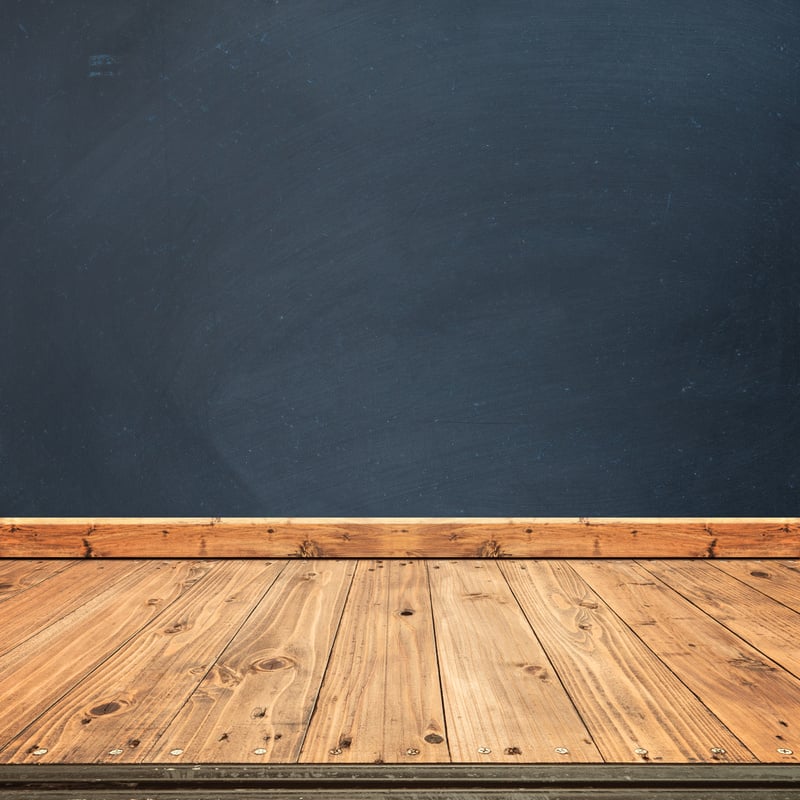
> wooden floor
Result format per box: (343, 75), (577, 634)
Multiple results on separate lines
(0, 558), (798, 766)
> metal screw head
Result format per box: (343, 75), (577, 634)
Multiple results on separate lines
(169, 749), (184, 756)
(329, 747), (343, 756)
(710, 747), (726, 755)
(477, 746), (491, 754)
(634, 748), (648, 756)
(108, 749), (123, 756)
(778, 748), (794, 756)
(253, 748), (267, 755)
(31, 748), (48, 756)
(554, 747), (569, 755)
(406, 747), (420, 755)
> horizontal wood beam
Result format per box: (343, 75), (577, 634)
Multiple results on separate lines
(0, 518), (797, 558)
(1, 764), (800, 800)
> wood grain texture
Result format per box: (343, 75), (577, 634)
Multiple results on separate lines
(299, 559), (447, 763)
(0, 560), (75, 603)
(2, 763), (800, 800)
(712, 560), (800, 609)
(0, 561), (285, 764)
(642, 560), (800, 680)
(0, 518), (797, 557)
(429, 560), (602, 763)
(499, 560), (755, 763)
(572, 560), (800, 763)
(0, 561), (144, 658)
(0, 560), (215, 753)
(146, 560), (355, 763)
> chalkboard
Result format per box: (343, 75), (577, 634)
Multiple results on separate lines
(2, 1), (798, 516)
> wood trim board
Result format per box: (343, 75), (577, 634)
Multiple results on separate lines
(0, 517), (798, 558)
(1, 764), (799, 800)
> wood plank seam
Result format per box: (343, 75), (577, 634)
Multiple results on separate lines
(0, 561), (222, 755)
(572, 561), (799, 762)
(294, 561), (358, 761)
(424, 561), (453, 763)
(141, 560), (292, 761)
(497, 561), (602, 759)
(637, 560), (800, 682)
(567, 561), (754, 759)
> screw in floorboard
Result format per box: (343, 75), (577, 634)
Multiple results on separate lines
(253, 748), (267, 755)
(31, 749), (48, 756)
(777, 748), (794, 756)
(406, 748), (420, 755)
(329, 748), (343, 756)
(634, 748), (648, 756)
(710, 747), (726, 755)
(554, 747), (569, 755)
(108, 749), (123, 756)
(477, 747), (491, 754)
(169, 749), (184, 756)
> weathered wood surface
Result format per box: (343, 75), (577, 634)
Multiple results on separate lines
(428, 560), (602, 763)
(0, 560), (74, 603)
(299, 560), (446, 763)
(1, 517), (798, 557)
(0, 561), (143, 658)
(644, 560), (800, 679)
(147, 560), (355, 763)
(499, 560), (755, 762)
(2, 764), (800, 800)
(0, 561), (215, 752)
(571, 560), (800, 763)
(0, 558), (798, 766)
(0, 561), (285, 763)
(713, 559), (800, 608)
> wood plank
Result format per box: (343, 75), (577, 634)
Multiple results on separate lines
(145, 559), (355, 763)
(0, 560), (150, 658)
(713, 560), (800, 610)
(2, 764), (800, 800)
(499, 560), (755, 763)
(1, 517), (798, 558)
(0, 560), (216, 753)
(641, 560), (800, 680)
(0, 560), (75, 603)
(0, 560), (286, 764)
(572, 560), (800, 763)
(428, 560), (602, 763)
(299, 559), (447, 763)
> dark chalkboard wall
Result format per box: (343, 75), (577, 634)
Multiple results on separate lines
(2, 1), (798, 515)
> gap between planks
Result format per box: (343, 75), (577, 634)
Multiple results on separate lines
(0, 559), (798, 765)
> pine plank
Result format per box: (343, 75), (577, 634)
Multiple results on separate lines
(299, 559), (447, 763)
(641, 560), (800, 680)
(1, 517), (798, 557)
(145, 560), (355, 763)
(712, 560), (800, 610)
(0, 560), (215, 754)
(0, 560), (286, 764)
(499, 560), (755, 763)
(0, 560), (75, 603)
(572, 560), (800, 763)
(0, 561), (149, 658)
(428, 560), (602, 763)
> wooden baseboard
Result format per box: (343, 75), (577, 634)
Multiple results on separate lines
(0, 517), (797, 558)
